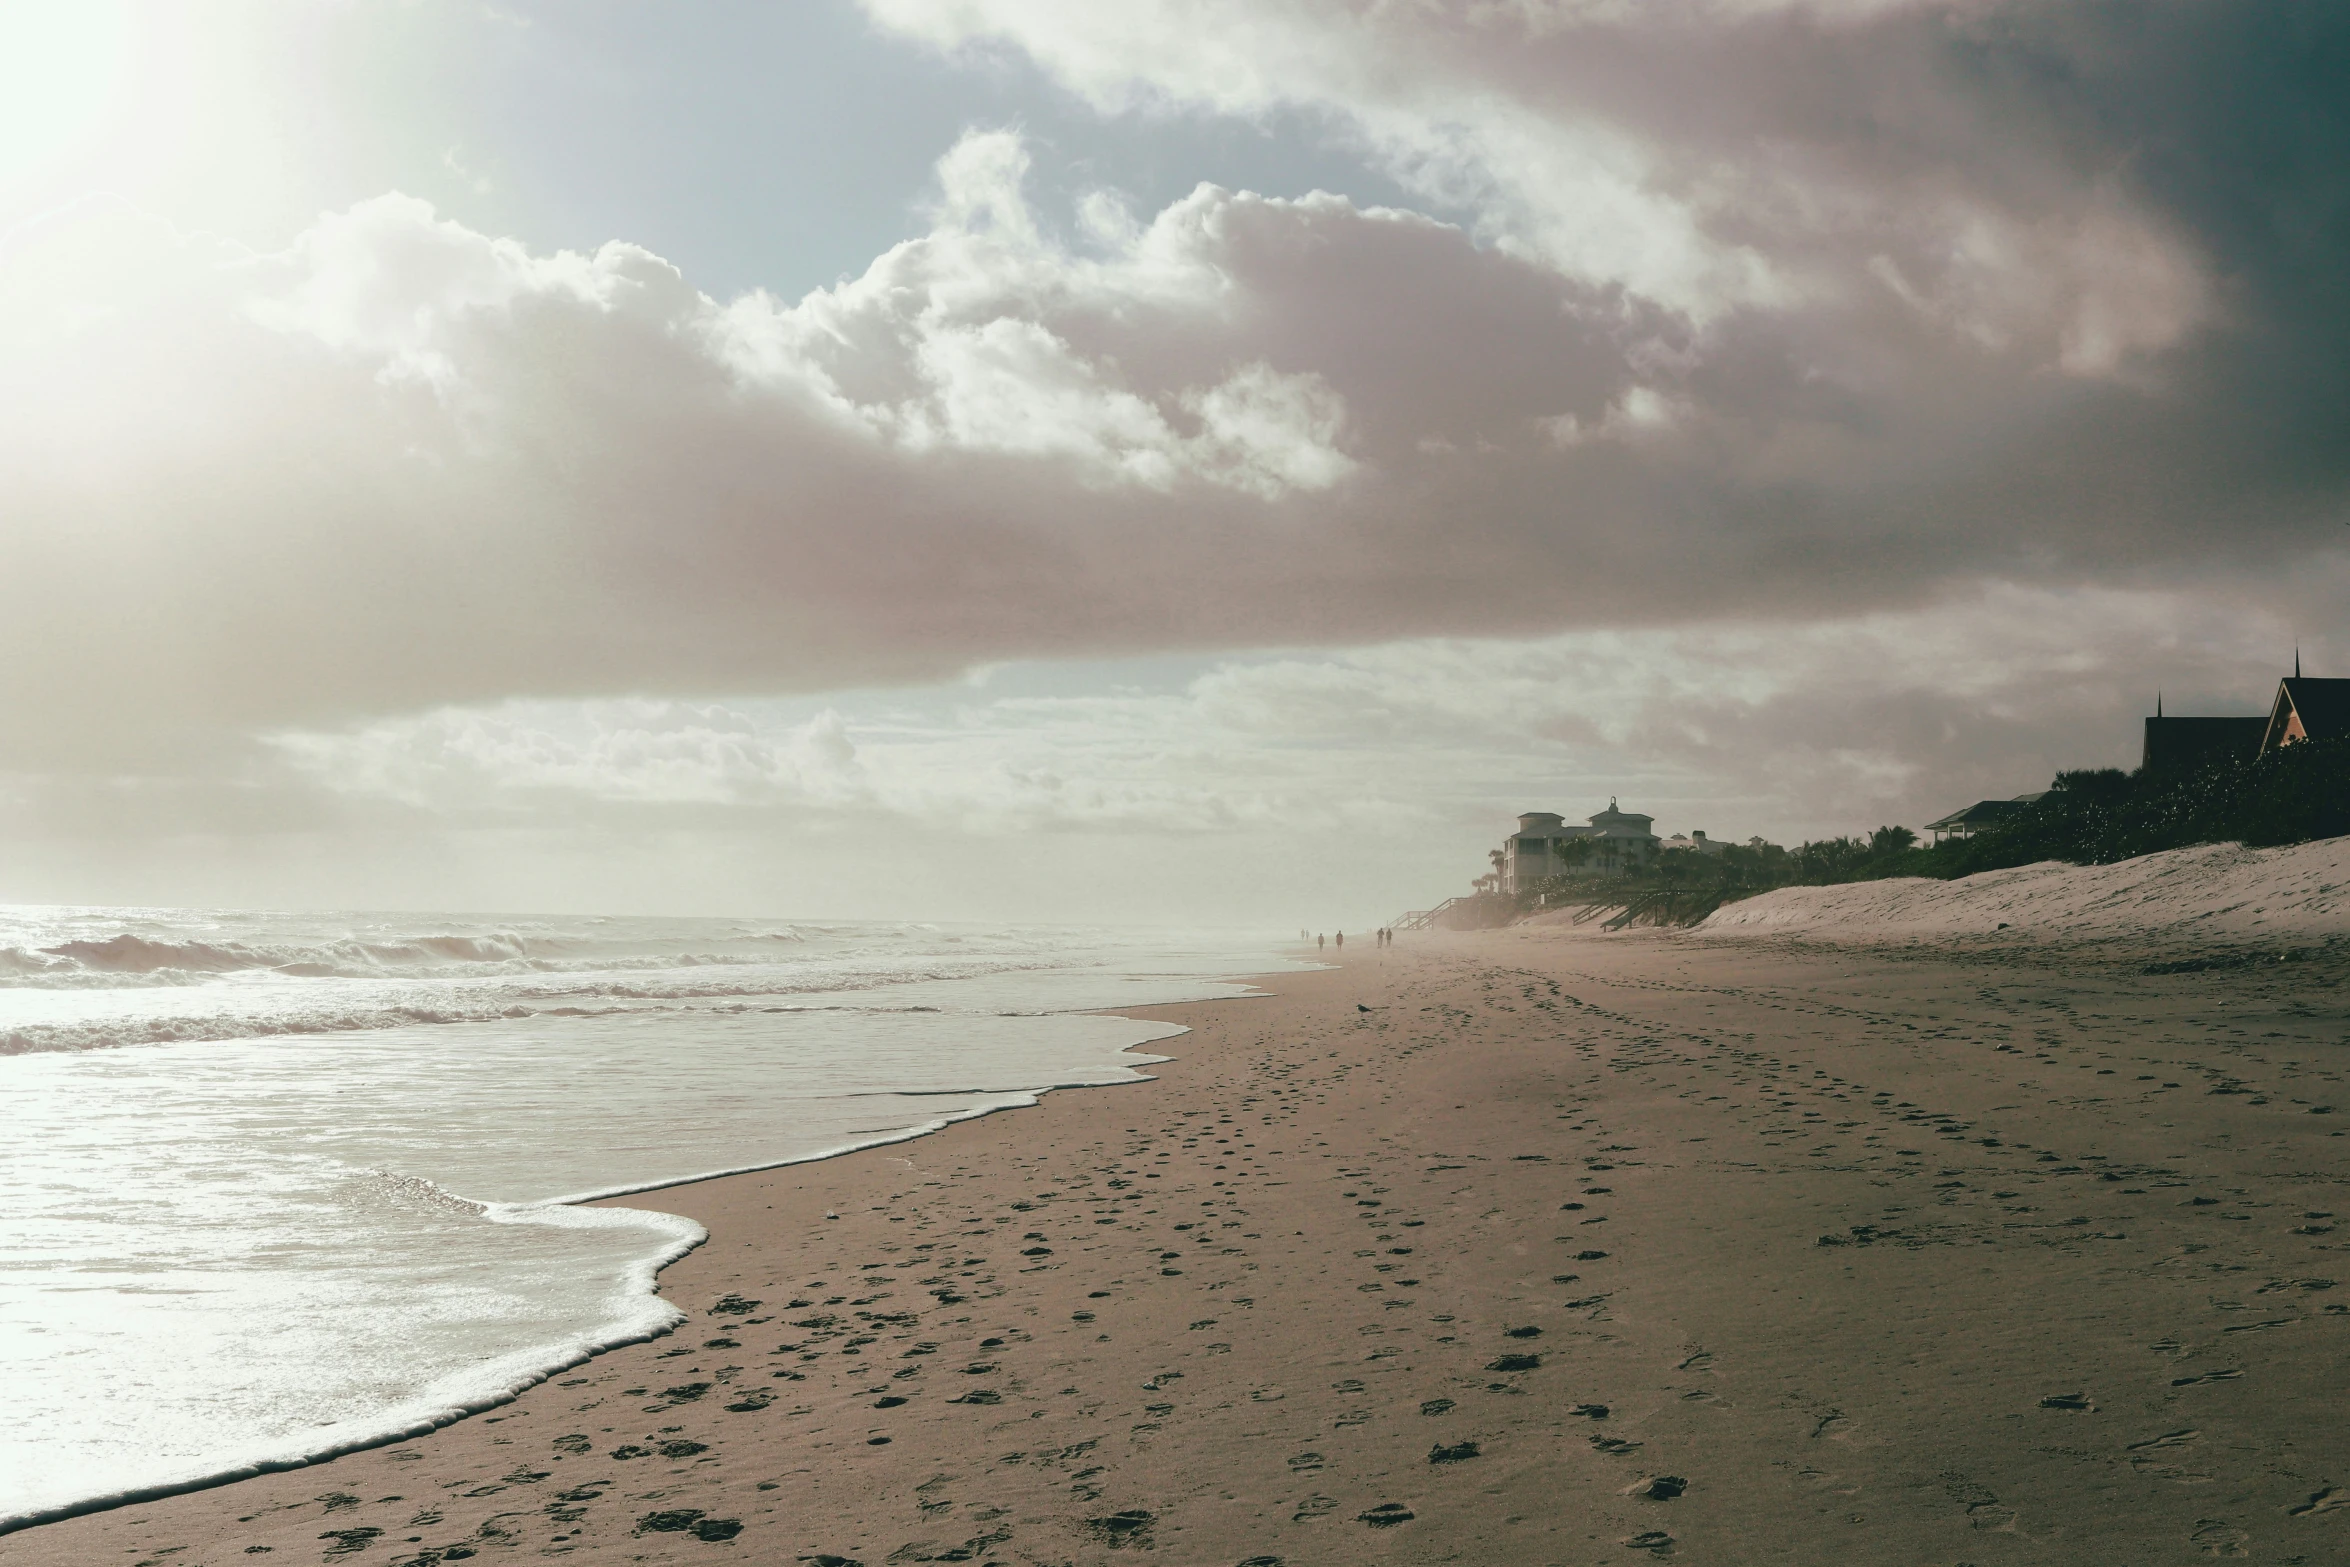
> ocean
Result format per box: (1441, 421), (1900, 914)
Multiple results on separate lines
(0, 905), (1294, 1531)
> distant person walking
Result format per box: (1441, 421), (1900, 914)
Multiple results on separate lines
(1335, 931), (1344, 948)
(1317, 933), (1325, 952)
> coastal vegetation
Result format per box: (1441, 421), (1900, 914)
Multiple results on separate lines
(1844, 734), (2350, 882)
(1529, 737), (2350, 925)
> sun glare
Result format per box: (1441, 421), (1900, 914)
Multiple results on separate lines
(0, 1), (135, 214)
(0, 0), (301, 239)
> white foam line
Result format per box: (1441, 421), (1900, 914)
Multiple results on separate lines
(0, 1202), (704, 1538)
(0, 1005), (1237, 1539)
(541, 1027), (1186, 1206)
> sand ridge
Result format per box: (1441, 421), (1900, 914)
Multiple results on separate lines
(11, 927), (2350, 1564)
(1699, 834), (2350, 947)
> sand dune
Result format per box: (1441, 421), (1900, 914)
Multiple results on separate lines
(1702, 836), (2350, 946)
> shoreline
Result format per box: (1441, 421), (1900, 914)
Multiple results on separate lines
(0, 1197), (709, 1542)
(14, 927), (2350, 1563)
(0, 992), (1227, 1542)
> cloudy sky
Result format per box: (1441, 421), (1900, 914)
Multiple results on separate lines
(3, 0), (2345, 924)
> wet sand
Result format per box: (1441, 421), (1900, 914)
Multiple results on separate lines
(12, 924), (2350, 1565)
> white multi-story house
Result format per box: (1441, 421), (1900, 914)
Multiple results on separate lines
(1661, 829), (1731, 856)
(1488, 800), (1659, 893)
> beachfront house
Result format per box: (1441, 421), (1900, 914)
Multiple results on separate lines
(2138, 664), (2350, 770)
(1661, 829), (1732, 856)
(1495, 801), (1659, 892)
(2259, 675), (2350, 756)
(2144, 702), (2267, 773)
(1923, 793), (2048, 842)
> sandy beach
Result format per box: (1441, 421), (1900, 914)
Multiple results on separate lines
(13, 920), (2350, 1566)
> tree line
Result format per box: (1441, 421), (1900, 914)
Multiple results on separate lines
(1800, 734), (2350, 885)
(1519, 736), (2350, 922)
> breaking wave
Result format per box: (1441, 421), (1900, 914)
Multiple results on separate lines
(0, 903), (1286, 1537)
(0, 930), (715, 987)
(0, 915), (1045, 992)
(0, 994), (1023, 1057)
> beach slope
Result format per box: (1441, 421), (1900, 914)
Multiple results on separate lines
(11, 923), (2350, 1563)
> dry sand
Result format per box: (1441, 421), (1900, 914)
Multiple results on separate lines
(1702, 836), (2350, 949)
(13, 921), (2350, 1565)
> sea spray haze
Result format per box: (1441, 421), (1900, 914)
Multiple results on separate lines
(0, 905), (1292, 1530)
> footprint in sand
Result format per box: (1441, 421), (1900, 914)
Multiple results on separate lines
(2128, 1429), (2201, 1452)
(2190, 1517), (2249, 1556)
(2288, 1487), (2350, 1516)
(1083, 1509), (1154, 1547)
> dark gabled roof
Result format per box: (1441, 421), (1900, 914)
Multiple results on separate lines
(2262, 678), (2350, 754)
(2143, 714), (2265, 772)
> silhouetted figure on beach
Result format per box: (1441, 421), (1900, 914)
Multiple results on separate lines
(1335, 931), (1344, 948)
(1317, 933), (1325, 951)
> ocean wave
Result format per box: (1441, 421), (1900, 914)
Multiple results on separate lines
(40, 935), (310, 974)
(0, 993), (1022, 1056)
(0, 932), (799, 988)
(0, 1002), (540, 1056)
(6, 931), (552, 981)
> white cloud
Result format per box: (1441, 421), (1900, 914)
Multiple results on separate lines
(262, 582), (2306, 850)
(863, 0), (2211, 364)
(2, 140), (1459, 765)
(865, 0), (1770, 317)
(718, 132), (1357, 494)
(0, 12), (2340, 837)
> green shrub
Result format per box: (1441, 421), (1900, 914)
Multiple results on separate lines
(1827, 736), (2350, 883)
(1539, 744), (2350, 913)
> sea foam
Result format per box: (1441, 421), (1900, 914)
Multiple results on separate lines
(0, 907), (1284, 1533)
